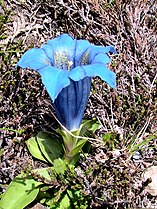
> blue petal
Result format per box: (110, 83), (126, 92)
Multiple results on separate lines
(41, 44), (53, 61)
(38, 66), (70, 102)
(74, 40), (91, 66)
(47, 34), (74, 47)
(69, 66), (87, 81)
(72, 63), (116, 88)
(105, 46), (117, 54)
(17, 48), (50, 70)
(54, 78), (91, 131)
(47, 34), (76, 69)
(91, 52), (111, 64)
(87, 45), (117, 64)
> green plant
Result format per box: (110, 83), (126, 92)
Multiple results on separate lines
(0, 119), (99, 208)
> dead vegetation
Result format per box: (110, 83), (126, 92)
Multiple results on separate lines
(0, 0), (157, 208)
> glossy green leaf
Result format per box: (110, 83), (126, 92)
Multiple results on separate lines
(0, 174), (42, 209)
(36, 131), (64, 164)
(26, 136), (48, 163)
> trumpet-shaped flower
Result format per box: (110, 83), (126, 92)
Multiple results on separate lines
(17, 34), (116, 131)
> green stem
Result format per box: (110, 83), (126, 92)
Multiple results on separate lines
(56, 128), (81, 163)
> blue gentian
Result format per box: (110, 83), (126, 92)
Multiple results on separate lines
(17, 34), (116, 131)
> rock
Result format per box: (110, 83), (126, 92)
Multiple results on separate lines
(143, 166), (157, 196)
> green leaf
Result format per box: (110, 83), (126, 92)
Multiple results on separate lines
(103, 132), (113, 141)
(80, 119), (100, 136)
(0, 127), (25, 135)
(32, 167), (53, 181)
(69, 139), (87, 158)
(0, 149), (4, 157)
(68, 153), (80, 165)
(128, 132), (157, 153)
(0, 174), (42, 209)
(36, 132), (64, 164)
(49, 193), (71, 209)
(58, 194), (71, 209)
(26, 136), (48, 163)
(103, 132), (115, 149)
(26, 132), (64, 164)
(53, 158), (67, 174)
(56, 128), (78, 151)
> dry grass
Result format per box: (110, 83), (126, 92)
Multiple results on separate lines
(0, 0), (157, 208)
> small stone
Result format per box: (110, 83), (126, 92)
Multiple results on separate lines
(30, 203), (48, 209)
(143, 166), (157, 196)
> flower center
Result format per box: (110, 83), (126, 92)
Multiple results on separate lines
(54, 49), (90, 71)
(80, 51), (89, 65)
(54, 51), (71, 70)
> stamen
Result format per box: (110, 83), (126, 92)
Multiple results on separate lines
(68, 61), (73, 71)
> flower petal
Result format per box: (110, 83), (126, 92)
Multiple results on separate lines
(54, 78), (91, 131)
(38, 66), (70, 102)
(69, 66), (87, 81)
(74, 40), (91, 66)
(87, 45), (117, 64)
(41, 44), (53, 61)
(17, 48), (50, 70)
(73, 63), (116, 88)
(47, 34), (76, 69)
(92, 52), (111, 64)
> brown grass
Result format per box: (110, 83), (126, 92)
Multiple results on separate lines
(0, 0), (157, 208)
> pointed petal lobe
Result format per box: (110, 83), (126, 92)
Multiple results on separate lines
(69, 66), (87, 81)
(92, 52), (111, 64)
(38, 66), (70, 102)
(72, 64), (116, 88)
(17, 48), (50, 70)
(87, 45), (117, 64)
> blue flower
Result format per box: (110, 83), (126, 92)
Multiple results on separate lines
(17, 34), (116, 131)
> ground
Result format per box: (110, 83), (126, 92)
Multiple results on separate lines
(0, 0), (157, 208)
